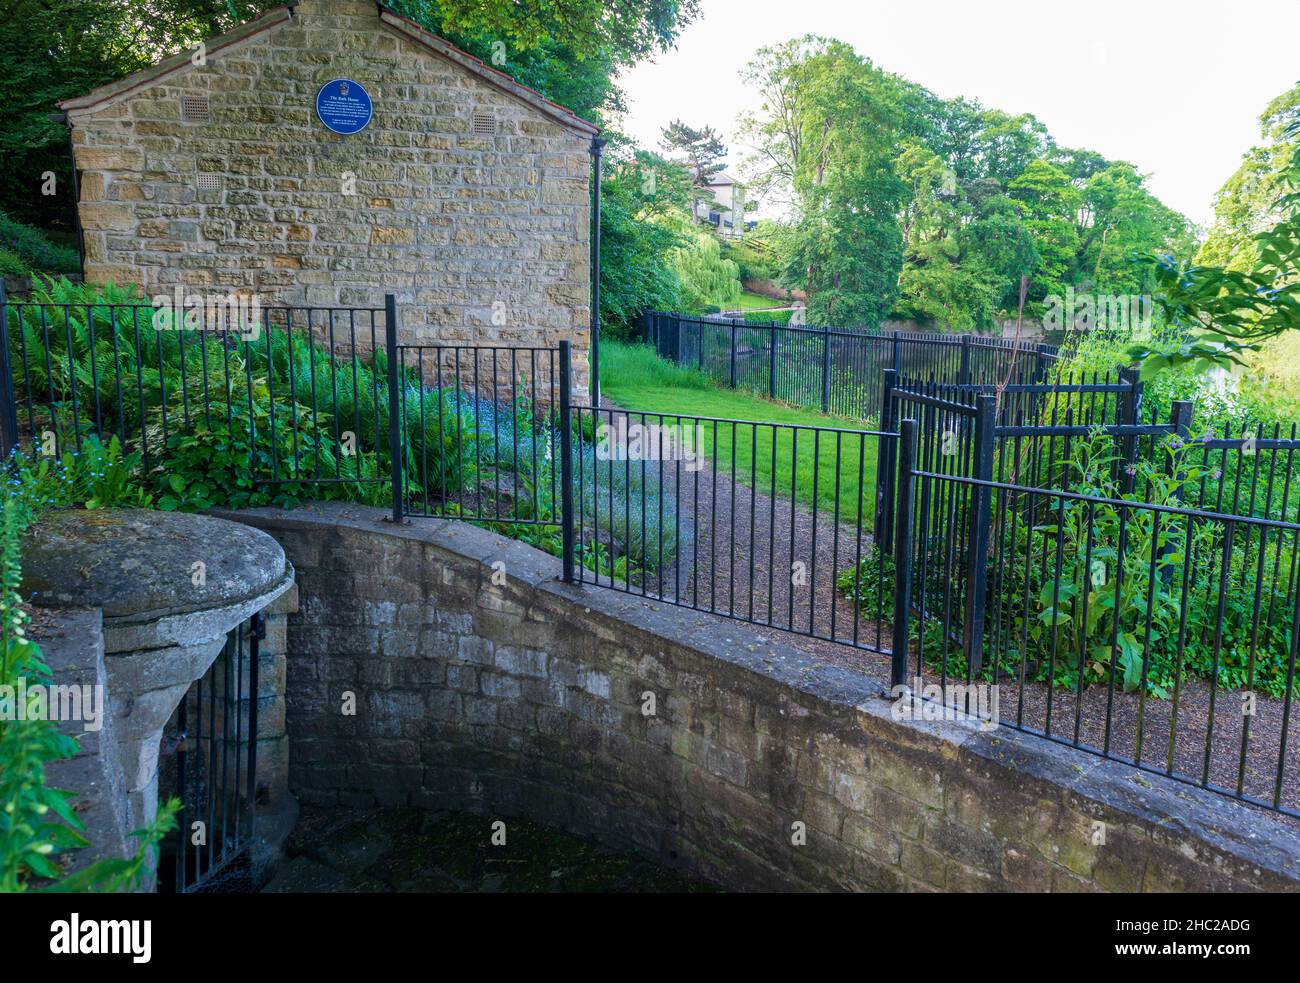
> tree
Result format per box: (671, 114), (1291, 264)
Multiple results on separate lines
(1197, 83), (1299, 272)
(741, 36), (1193, 332)
(1007, 159), (1080, 303)
(413, 0), (698, 68)
(659, 120), (727, 186)
(740, 36), (908, 327)
(596, 142), (694, 334)
(1133, 93), (1300, 377)
(660, 214), (742, 311)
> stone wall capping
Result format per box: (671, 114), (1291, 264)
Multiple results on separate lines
(102, 568), (293, 653)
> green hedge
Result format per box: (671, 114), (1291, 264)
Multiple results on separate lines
(744, 309), (795, 327)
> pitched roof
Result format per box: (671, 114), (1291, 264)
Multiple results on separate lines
(378, 9), (598, 136)
(59, 2), (600, 136)
(59, 7), (294, 114)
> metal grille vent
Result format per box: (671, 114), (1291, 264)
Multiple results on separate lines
(197, 173), (221, 192)
(181, 94), (210, 123)
(472, 110), (496, 134)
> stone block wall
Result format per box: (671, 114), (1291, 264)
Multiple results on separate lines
(219, 503), (1300, 892)
(62, 0), (594, 393)
(253, 582), (298, 803)
(246, 581), (301, 866)
(34, 609), (130, 878)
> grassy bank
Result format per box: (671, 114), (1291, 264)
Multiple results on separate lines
(599, 341), (880, 524)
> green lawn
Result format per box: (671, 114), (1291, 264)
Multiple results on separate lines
(599, 341), (880, 523)
(734, 289), (788, 311)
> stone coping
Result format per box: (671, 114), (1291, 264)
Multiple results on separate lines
(22, 508), (289, 622)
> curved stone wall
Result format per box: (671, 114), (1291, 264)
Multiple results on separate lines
(219, 504), (1300, 892)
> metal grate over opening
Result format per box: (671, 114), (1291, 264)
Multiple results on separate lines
(181, 93), (211, 123)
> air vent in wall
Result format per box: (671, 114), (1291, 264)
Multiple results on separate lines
(197, 173), (221, 192)
(181, 93), (210, 123)
(472, 110), (496, 134)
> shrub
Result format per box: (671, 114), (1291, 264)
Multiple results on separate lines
(0, 248), (29, 277)
(1, 452), (176, 891)
(8, 278), (683, 579)
(744, 309), (794, 327)
(0, 213), (80, 275)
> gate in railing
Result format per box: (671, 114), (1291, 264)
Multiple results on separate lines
(158, 613), (263, 893)
(389, 338), (564, 525)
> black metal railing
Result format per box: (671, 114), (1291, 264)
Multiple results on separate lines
(643, 310), (1058, 420)
(393, 342), (563, 524)
(159, 613), (263, 893)
(891, 465), (1300, 816)
(6, 287), (1297, 817)
(567, 403), (895, 654)
(0, 284), (390, 490)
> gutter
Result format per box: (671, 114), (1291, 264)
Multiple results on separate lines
(50, 111), (85, 280)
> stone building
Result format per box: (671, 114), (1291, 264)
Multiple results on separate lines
(58, 0), (597, 388)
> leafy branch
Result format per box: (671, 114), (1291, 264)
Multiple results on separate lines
(1133, 112), (1300, 378)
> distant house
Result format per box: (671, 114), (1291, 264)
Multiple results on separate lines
(693, 171), (748, 238)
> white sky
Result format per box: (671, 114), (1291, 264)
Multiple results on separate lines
(614, 0), (1300, 228)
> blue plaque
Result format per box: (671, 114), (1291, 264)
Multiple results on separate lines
(316, 78), (373, 135)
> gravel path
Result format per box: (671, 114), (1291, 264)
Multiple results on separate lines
(585, 404), (892, 670)
(594, 401), (1300, 818)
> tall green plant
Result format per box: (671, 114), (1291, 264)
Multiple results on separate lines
(1, 463), (176, 892)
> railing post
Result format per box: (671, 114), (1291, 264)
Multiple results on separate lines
(558, 340), (576, 584)
(874, 368), (897, 549)
(1160, 400), (1194, 582)
(247, 611), (264, 818)
(729, 319), (738, 388)
(891, 417), (917, 689)
(768, 322), (777, 399)
(1034, 343), (1051, 384)
(892, 330), (901, 373)
(821, 322), (832, 412)
(590, 136), (604, 410)
(959, 333), (972, 386)
(963, 394), (997, 676)
(1167, 400), (1193, 489)
(1118, 365), (1142, 494)
(385, 293), (404, 524)
(0, 281), (17, 461)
